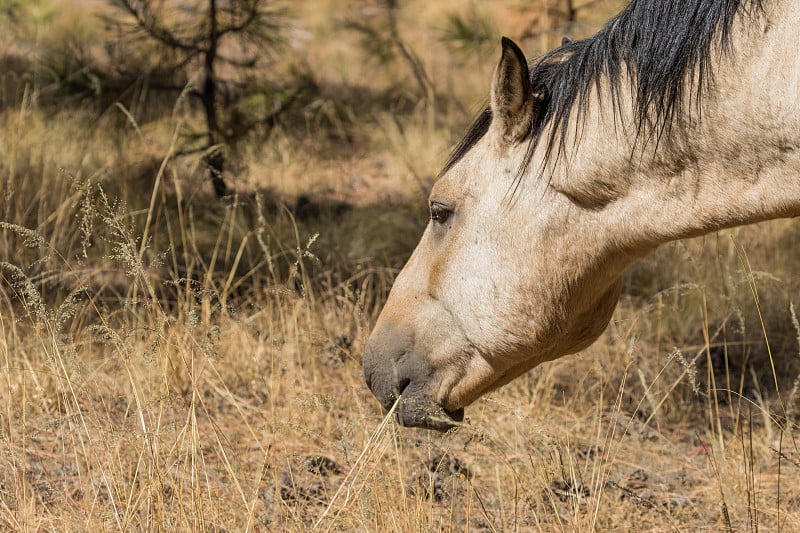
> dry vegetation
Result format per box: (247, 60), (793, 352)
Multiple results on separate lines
(2, 0), (800, 531)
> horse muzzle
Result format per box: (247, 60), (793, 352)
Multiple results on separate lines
(362, 323), (464, 431)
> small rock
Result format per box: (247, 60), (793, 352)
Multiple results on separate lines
(304, 455), (340, 476)
(408, 452), (471, 501)
(549, 477), (590, 502)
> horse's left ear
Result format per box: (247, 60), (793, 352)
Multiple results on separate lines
(490, 37), (534, 142)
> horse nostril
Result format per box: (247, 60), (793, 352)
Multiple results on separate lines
(364, 366), (373, 390)
(396, 378), (410, 396)
(390, 377), (411, 404)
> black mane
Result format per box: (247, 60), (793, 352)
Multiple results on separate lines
(442, 0), (763, 176)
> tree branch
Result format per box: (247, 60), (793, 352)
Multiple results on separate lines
(217, 6), (261, 38)
(384, 0), (434, 103)
(110, 0), (206, 53)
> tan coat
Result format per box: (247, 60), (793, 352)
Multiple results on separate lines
(363, 0), (800, 430)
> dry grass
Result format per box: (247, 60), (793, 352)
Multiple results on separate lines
(3, 0), (800, 531)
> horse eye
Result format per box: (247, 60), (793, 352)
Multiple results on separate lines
(430, 203), (452, 224)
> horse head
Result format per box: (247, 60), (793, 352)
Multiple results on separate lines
(363, 39), (638, 429)
(364, 0), (800, 430)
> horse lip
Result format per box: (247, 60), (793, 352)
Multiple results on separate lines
(396, 394), (465, 432)
(366, 371), (464, 431)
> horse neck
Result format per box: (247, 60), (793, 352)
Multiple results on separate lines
(554, 0), (800, 256)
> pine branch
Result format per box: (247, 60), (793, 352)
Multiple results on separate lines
(110, 0), (206, 53)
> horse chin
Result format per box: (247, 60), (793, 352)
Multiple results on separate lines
(397, 395), (465, 432)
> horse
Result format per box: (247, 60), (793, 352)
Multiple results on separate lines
(363, 0), (800, 430)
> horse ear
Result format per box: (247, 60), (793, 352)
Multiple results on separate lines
(490, 37), (533, 142)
